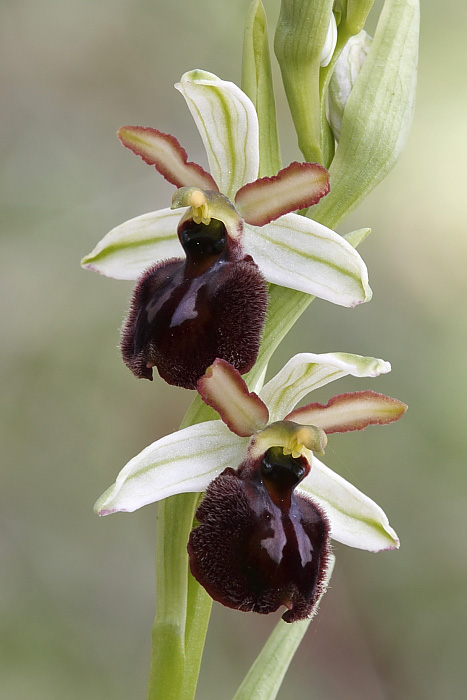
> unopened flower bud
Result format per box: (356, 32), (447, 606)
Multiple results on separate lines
(320, 12), (338, 67)
(328, 29), (372, 140)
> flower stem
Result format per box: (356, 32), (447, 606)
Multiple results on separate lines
(233, 556), (335, 700)
(147, 490), (211, 700)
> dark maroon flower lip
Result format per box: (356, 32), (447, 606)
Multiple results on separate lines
(188, 448), (331, 623)
(120, 209), (268, 388)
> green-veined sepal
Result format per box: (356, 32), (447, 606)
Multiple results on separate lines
(175, 70), (260, 199)
(300, 457), (400, 551)
(81, 208), (180, 280)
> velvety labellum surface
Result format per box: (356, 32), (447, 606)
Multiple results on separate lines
(188, 447), (331, 622)
(121, 218), (268, 389)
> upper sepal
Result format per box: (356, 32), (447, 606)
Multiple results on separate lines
(235, 161), (330, 227)
(175, 70), (260, 198)
(118, 126), (218, 191)
(260, 352), (392, 423)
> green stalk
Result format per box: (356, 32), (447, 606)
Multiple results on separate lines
(146, 493), (198, 700)
(146, 413), (213, 700)
(242, 0), (282, 177)
(233, 556), (335, 700)
(274, 0), (334, 164)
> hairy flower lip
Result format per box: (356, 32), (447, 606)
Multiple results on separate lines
(119, 244), (268, 388)
(187, 449), (332, 622)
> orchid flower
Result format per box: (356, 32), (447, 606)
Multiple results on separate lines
(95, 351), (405, 558)
(82, 70), (371, 308)
(81, 71), (372, 388)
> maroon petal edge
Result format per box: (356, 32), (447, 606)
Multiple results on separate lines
(235, 161), (330, 227)
(118, 126), (218, 191)
(286, 390), (408, 434)
(197, 358), (269, 437)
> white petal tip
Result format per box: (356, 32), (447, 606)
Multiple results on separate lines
(94, 487), (121, 516)
(80, 258), (111, 278)
(385, 533), (400, 551)
(81, 261), (99, 273)
(369, 529), (400, 552)
(374, 540), (400, 553)
(359, 286), (373, 305)
(374, 361), (392, 376)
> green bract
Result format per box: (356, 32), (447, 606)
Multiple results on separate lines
(312, 0), (420, 228)
(241, 0), (281, 177)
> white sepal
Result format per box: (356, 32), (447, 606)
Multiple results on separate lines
(81, 208), (181, 280)
(299, 456), (399, 551)
(94, 421), (246, 515)
(243, 213), (371, 307)
(175, 70), (260, 199)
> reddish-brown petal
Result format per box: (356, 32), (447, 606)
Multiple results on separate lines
(198, 359), (269, 437)
(234, 161), (329, 227)
(285, 390), (407, 434)
(118, 126), (218, 191)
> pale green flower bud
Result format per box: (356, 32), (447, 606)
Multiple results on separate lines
(328, 29), (372, 140)
(275, 0), (335, 163)
(333, 1), (375, 33)
(311, 0), (419, 230)
(320, 12), (338, 67)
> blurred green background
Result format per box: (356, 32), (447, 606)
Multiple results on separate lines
(1, 0), (466, 698)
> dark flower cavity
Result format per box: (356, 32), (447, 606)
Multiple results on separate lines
(188, 446), (331, 622)
(121, 209), (268, 389)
